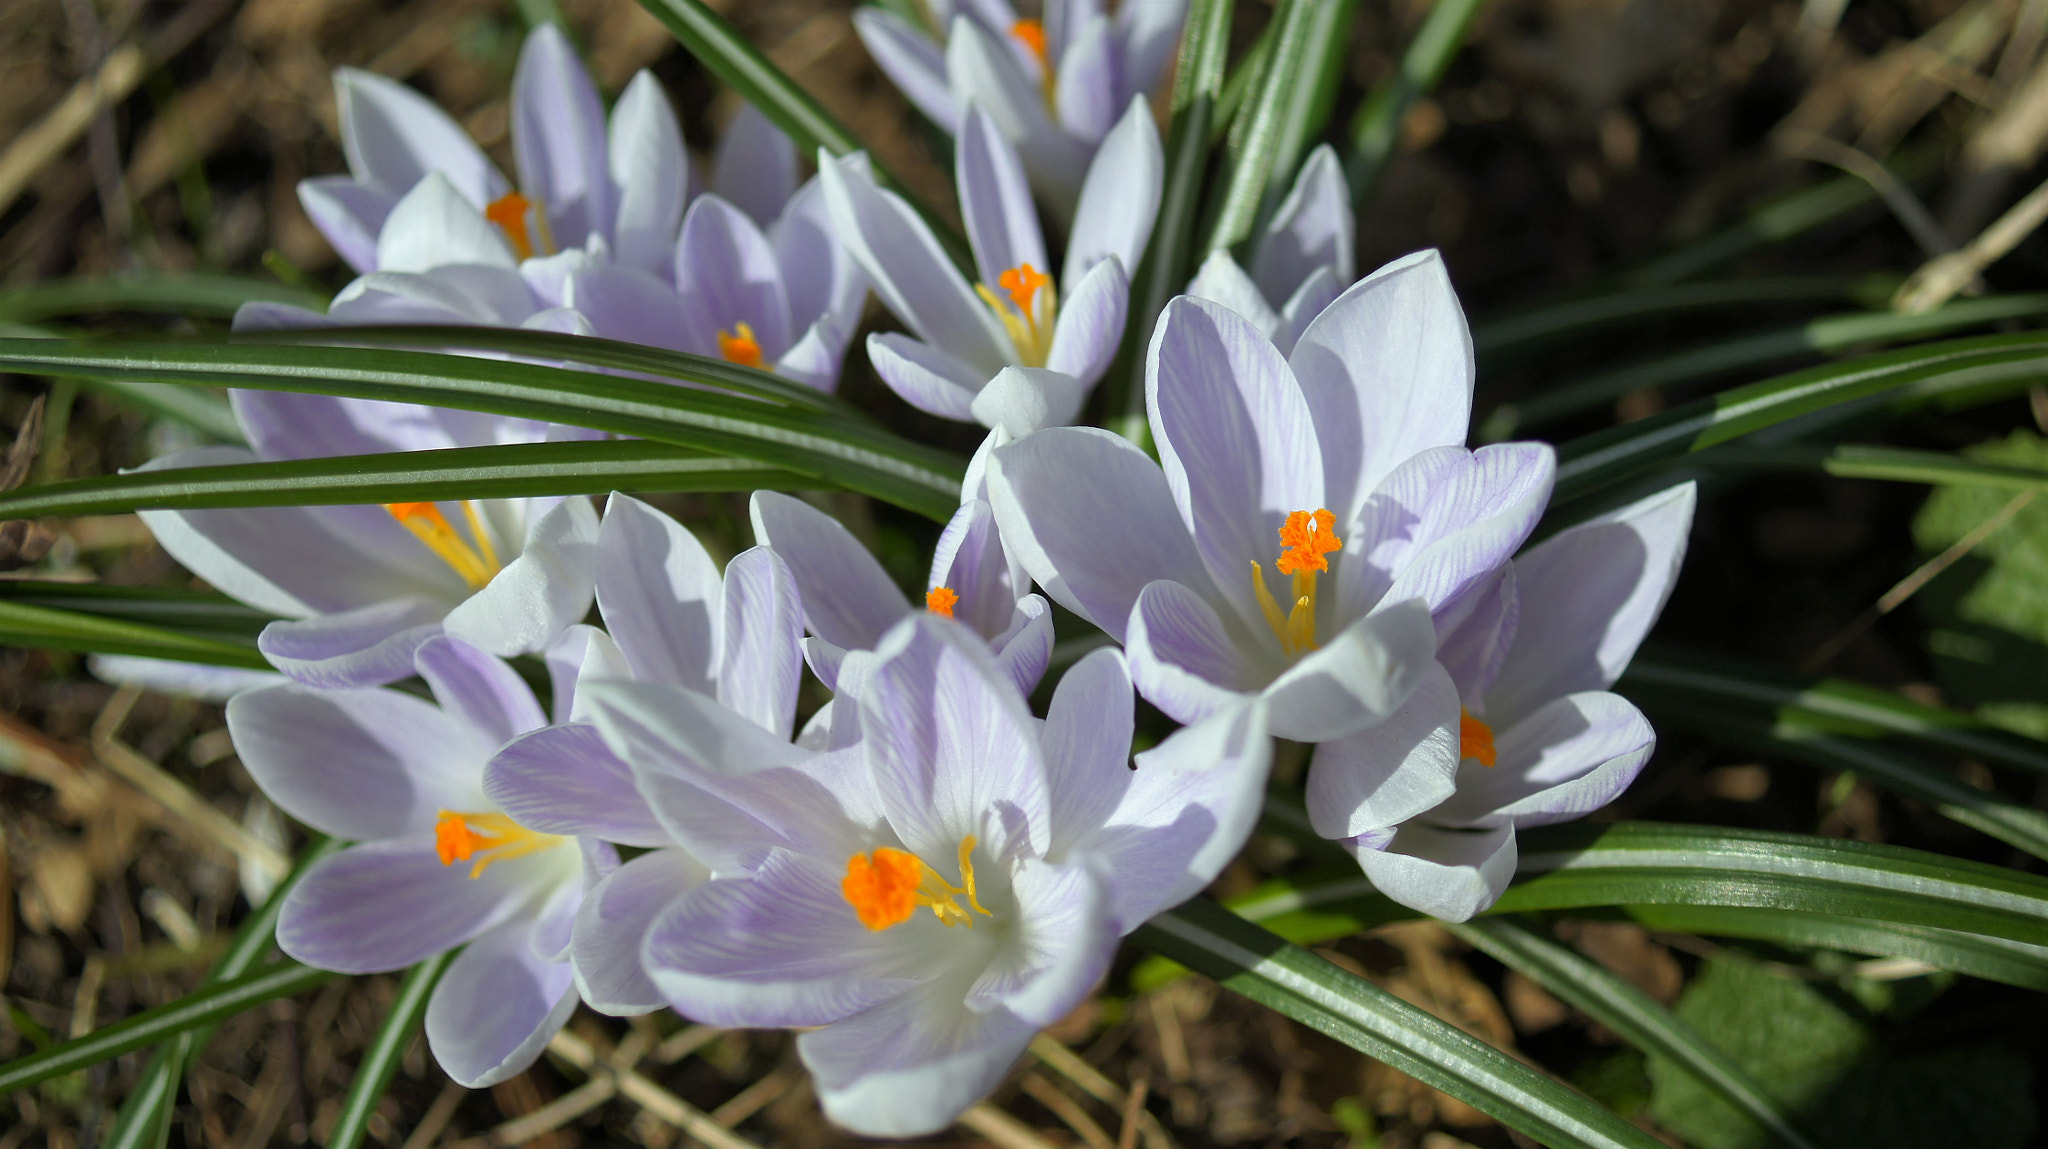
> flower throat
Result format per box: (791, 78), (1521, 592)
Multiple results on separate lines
(1251, 509), (1341, 656)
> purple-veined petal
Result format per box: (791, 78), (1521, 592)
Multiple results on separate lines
(711, 102), (799, 228)
(869, 333), (987, 422)
(1126, 578), (1264, 726)
(1040, 646), (1134, 856)
(415, 634), (546, 748)
(374, 174), (517, 273)
(1487, 483), (1696, 725)
(89, 655), (283, 701)
(1440, 691), (1655, 828)
(485, 723), (672, 846)
(330, 266), (542, 327)
(1263, 597), (1437, 743)
(227, 681), (491, 840)
(548, 623), (629, 722)
(1114, 0), (1189, 102)
(771, 172), (868, 347)
(749, 491), (910, 650)
(717, 546), (804, 740)
(1147, 296), (1324, 633)
(958, 106), (1049, 287)
(1064, 100), (1162, 288)
(1045, 0), (1103, 65)
(257, 603), (446, 689)
(564, 263), (692, 353)
(987, 425), (1209, 641)
(970, 365), (1090, 435)
(644, 848), (925, 1027)
(230, 301), (331, 332)
(512, 22), (614, 247)
(853, 7), (964, 132)
(278, 835), (538, 972)
(1272, 264), (1342, 357)
(1374, 443), (1556, 615)
(928, 500), (1019, 639)
(1126, 699), (1270, 909)
(573, 846), (707, 1015)
(296, 177), (395, 274)
(1053, 17), (1119, 144)
(227, 388), (444, 461)
(1043, 256), (1127, 389)
(443, 496), (599, 658)
(334, 67), (507, 205)
(946, 18), (1093, 219)
(520, 247), (593, 310)
(608, 71), (690, 279)
(1349, 821), (1517, 923)
(1304, 660), (1461, 839)
(1253, 145), (1353, 306)
(963, 858), (1111, 1025)
(676, 193), (795, 360)
(1185, 249), (1279, 336)
(597, 493), (721, 694)
(991, 596), (1054, 695)
(424, 917), (580, 1087)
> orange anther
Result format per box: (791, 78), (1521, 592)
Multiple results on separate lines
(1275, 509), (1341, 575)
(385, 501), (450, 527)
(435, 812), (491, 866)
(998, 263), (1050, 314)
(485, 192), (536, 260)
(843, 848), (923, 930)
(1459, 709), (1498, 768)
(1009, 18), (1049, 65)
(926, 586), (959, 618)
(718, 322), (765, 369)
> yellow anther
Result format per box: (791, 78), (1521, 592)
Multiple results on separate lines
(718, 321), (765, 369)
(1460, 710), (1498, 768)
(433, 810), (560, 879)
(842, 835), (991, 931)
(926, 586), (959, 618)
(484, 192), (555, 260)
(1252, 509), (1341, 657)
(385, 502), (502, 589)
(974, 263), (1059, 367)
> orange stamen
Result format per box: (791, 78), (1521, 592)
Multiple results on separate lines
(998, 263), (1051, 314)
(485, 192), (536, 260)
(718, 322), (765, 368)
(1009, 19), (1049, 66)
(1459, 709), (1498, 768)
(842, 847), (923, 930)
(435, 812), (487, 866)
(926, 586), (959, 618)
(1275, 509), (1341, 575)
(385, 501), (500, 589)
(432, 810), (561, 878)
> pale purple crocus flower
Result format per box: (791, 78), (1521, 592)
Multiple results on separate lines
(579, 614), (1251, 1136)
(749, 488), (1051, 748)
(1185, 144), (1354, 354)
(990, 252), (1554, 810)
(478, 492), (803, 1014)
(854, 0), (1187, 215)
(137, 393), (598, 688)
(820, 98), (1161, 433)
(229, 636), (611, 1087)
(1309, 483), (1697, 921)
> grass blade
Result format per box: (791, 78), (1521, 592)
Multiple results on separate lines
(1201, 0), (1318, 254)
(1472, 276), (1887, 363)
(1138, 899), (1664, 1149)
(0, 274), (326, 323)
(0, 962), (333, 1096)
(1621, 905), (2048, 991)
(1691, 443), (2048, 490)
(1344, 0), (1485, 199)
(0, 582), (271, 640)
(1450, 917), (1823, 1149)
(325, 951), (455, 1149)
(1253, 0), (1360, 230)
(0, 600), (270, 668)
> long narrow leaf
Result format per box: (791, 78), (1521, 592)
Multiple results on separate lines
(1692, 443), (2048, 490)
(0, 582), (272, 639)
(1472, 276), (1883, 362)
(0, 962), (333, 1095)
(1202, 0), (1317, 254)
(0, 440), (807, 519)
(1344, 0), (1485, 198)
(0, 600), (271, 668)
(1450, 918), (1823, 1149)
(1622, 904), (2048, 991)
(0, 274), (326, 322)
(1139, 899), (1663, 1149)
(325, 952), (454, 1149)
(1254, 0), (1360, 232)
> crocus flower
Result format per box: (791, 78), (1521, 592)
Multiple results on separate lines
(580, 614), (1250, 1135)
(1185, 144), (1354, 354)
(1309, 483), (1697, 921)
(990, 252), (1553, 803)
(749, 488), (1050, 747)
(138, 391), (598, 688)
(821, 100), (1161, 433)
(478, 493), (803, 1014)
(228, 637), (609, 1087)
(854, 0), (1187, 214)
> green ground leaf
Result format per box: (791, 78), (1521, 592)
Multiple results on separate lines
(1345, 0), (1486, 198)
(1620, 905), (2048, 992)
(0, 600), (270, 669)
(325, 952), (454, 1149)
(1201, 0), (1318, 254)
(0, 582), (272, 638)
(1472, 277), (1887, 363)
(0, 273), (325, 322)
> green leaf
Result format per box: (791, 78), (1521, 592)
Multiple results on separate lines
(0, 440), (809, 519)
(325, 951), (454, 1149)
(1486, 293), (2048, 439)
(1253, 0), (1360, 232)
(87, 380), (245, 443)
(1137, 898), (1664, 1149)
(0, 600), (271, 669)
(1472, 277), (1888, 363)
(1099, 0), (1233, 447)
(1450, 918), (1822, 1149)
(1621, 905), (2048, 992)
(1691, 443), (2048, 491)
(0, 582), (272, 640)
(0, 338), (967, 521)
(1344, 0), (1486, 198)
(1202, 0), (1320, 254)
(0, 274), (326, 323)
(0, 962), (333, 1096)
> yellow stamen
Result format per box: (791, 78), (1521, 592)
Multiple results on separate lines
(974, 263), (1059, 367)
(433, 810), (560, 879)
(385, 502), (502, 589)
(927, 586), (959, 618)
(1460, 710), (1498, 767)
(1255, 509), (1343, 657)
(842, 835), (991, 930)
(718, 321), (765, 369)
(484, 192), (557, 261)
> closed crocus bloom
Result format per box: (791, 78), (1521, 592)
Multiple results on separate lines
(821, 98), (1161, 434)
(229, 637), (610, 1087)
(1308, 483), (1697, 921)
(854, 0), (1187, 216)
(990, 252), (1555, 810)
(579, 615), (1250, 1136)
(1185, 145), (1354, 354)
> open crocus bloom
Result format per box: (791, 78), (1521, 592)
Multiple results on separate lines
(580, 615), (1246, 1136)
(1310, 483), (1697, 921)
(991, 253), (1555, 804)
(750, 490), (1051, 747)
(821, 98), (1161, 433)
(229, 637), (608, 1087)
(138, 391), (598, 688)
(478, 493), (803, 1013)
(853, 0), (1187, 215)
(1185, 144), (1355, 354)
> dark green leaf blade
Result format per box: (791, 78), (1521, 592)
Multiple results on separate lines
(325, 952), (454, 1149)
